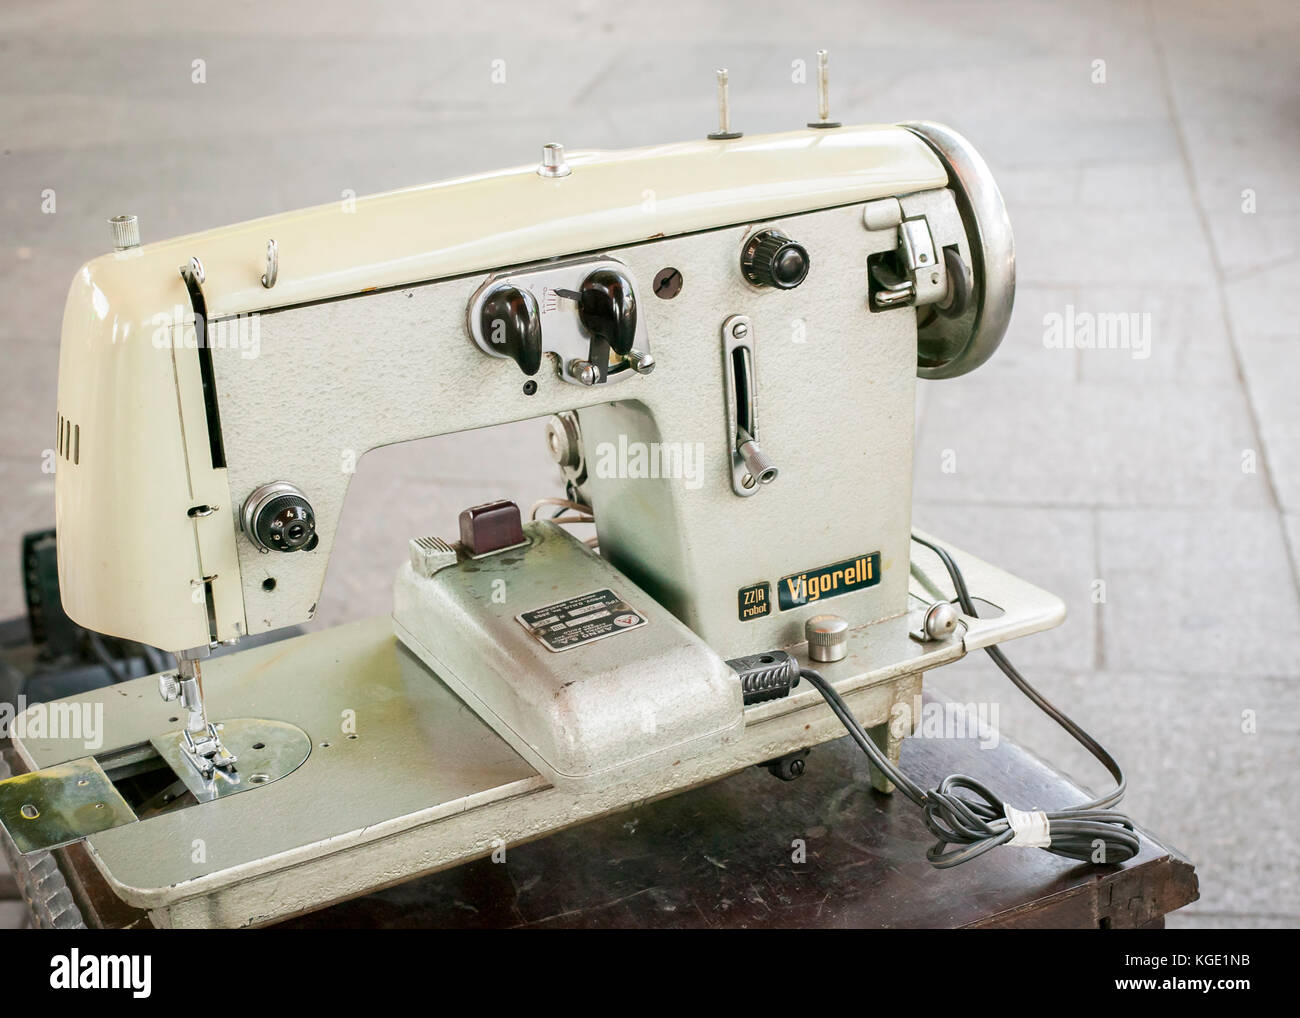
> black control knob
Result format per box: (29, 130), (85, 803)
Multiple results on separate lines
(479, 284), (542, 376)
(243, 483), (318, 554)
(742, 230), (810, 289)
(578, 268), (638, 356)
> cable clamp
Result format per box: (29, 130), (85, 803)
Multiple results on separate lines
(1004, 804), (1051, 848)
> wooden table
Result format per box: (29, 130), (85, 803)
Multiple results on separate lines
(16, 708), (1196, 929)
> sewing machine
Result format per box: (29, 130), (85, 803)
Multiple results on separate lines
(0, 60), (1067, 927)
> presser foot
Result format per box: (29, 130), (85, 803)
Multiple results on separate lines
(180, 723), (239, 780)
(158, 650), (243, 792)
(152, 718), (310, 804)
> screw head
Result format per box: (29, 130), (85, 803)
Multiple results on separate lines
(570, 360), (599, 386)
(625, 349), (655, 375)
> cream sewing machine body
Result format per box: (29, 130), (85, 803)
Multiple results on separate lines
(53, 121), (978, 655)
(3, 72), (1066, 925)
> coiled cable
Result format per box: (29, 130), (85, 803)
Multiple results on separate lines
(799, 534), (1141, 869)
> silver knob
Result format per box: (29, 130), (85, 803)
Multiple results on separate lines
(158, 673), (181, 702)
(805, 613), (849, 662)
(538, 143), (571, 178)
(570, 359), (600, 386)
(736, 428), (778, 487)
(109, 214), (140, 251)
(624, 349), (656, 375)
(923, 601), (960, 641)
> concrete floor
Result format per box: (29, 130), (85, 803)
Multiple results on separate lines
(1, 0), (1297, 928)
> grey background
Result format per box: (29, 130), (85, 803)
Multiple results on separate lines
(1, 0), (1297, 928)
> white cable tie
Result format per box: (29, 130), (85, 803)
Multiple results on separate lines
(1004, 804), (1051, 848)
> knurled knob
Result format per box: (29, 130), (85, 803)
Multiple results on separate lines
(805, 613), (849, 662)
(742, 230), (810, 289)
(158, 673), (180, 702)
(109, 214), (140, 251)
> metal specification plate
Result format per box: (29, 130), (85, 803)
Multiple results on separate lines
(516, 588), (647, 653)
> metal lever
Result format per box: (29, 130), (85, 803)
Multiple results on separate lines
(722, 315), (779, 496)
(736, 427), (777, 486)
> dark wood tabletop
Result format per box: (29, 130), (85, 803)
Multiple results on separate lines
(278, 723), (1197, 930)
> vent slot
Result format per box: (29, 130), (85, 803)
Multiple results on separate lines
(202, 576), (219, 643)
(56, 415), (81, 464)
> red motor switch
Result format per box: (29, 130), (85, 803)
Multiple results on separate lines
(458, 500), (526, 556)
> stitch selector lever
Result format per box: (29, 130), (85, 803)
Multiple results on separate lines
(578, 267), (639, 381)
(578, 268), (637, 355)
(478, 284), (542, 376)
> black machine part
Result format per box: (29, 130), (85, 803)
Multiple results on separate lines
(478, 284), (542, 376)
(22, 530), (79, 658)
(740, 230), (810, 289)
(726, 649), (800, 705)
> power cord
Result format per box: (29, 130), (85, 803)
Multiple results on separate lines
(799, 533), (1140, 869)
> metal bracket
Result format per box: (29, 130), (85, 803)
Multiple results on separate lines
(868, 214), (949, 311)
(908, 599), (966, 644)
(261, 238), (278, 288)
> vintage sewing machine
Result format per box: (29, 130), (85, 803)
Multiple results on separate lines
(1, 61), (1067, 927)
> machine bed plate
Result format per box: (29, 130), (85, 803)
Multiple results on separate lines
(7, 534), (1062, 928)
